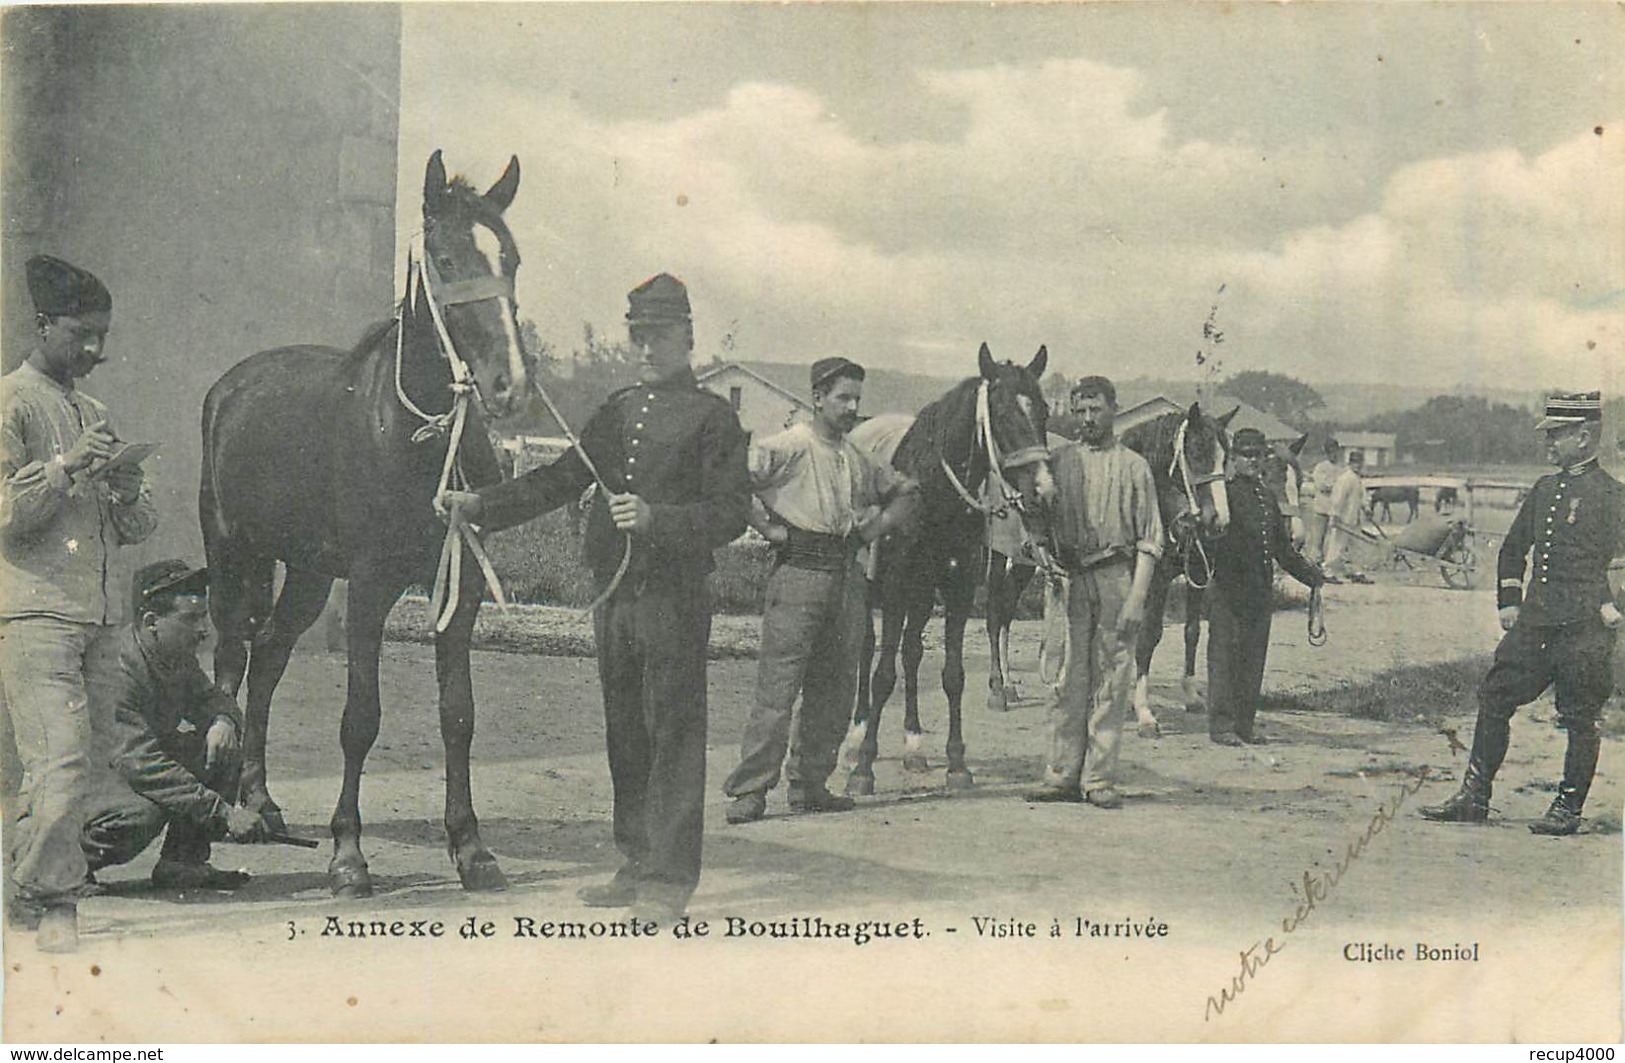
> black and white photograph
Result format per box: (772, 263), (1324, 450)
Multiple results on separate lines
(2, 1), (1621, 1044)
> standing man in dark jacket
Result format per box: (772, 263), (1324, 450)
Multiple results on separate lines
(79, 562), (266, 888)
(1423, 393), (1625, 835)
(1207, 428), (1324, 746)
(438, 273), (749, 919)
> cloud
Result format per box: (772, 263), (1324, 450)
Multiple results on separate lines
(401, 51), (1622, 395)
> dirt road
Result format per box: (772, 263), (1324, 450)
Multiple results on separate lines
(6, 582), (1620, 1042)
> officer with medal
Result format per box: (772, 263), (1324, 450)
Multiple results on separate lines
(438, 273), (750, 919)
(1423, 392), (1625, 835)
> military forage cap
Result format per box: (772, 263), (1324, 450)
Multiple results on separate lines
(1231, 427), (1269, 457)
(26, 254), (112, 317)
(132, 560), (208, 619)
(625, 273), (691, 324)
(811, 356), (865, 391)
(1535, 391), (1603, 431)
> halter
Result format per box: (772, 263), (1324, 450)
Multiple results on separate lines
(939, 380), (1048, 519)
(1167, 417), (1224, 589)
(392, 233), (516, 633)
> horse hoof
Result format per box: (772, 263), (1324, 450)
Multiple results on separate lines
(1137, 719), (1162, 739)
(329, 866), (374, 899)
(242, 794), (289, 835)
(987, 688), (1010, 713)
(945, 769), (975, 791)
(903, 754), (932, 774)
(458, 855), (508, 893)
(845, 771), (876, 797)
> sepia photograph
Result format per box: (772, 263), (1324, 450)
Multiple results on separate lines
(1, 1), (1621, 1044)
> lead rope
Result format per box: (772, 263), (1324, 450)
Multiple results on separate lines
(1168, 419), (1215, 590)
(1307, 583), (1328, 646)
(399, 243), (513, 634)
(522, 380), (632, 618)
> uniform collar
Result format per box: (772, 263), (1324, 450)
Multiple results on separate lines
(635, 367), (698, 393)
(16, 359), (73, 395)
(1560, 456), (1597, 477)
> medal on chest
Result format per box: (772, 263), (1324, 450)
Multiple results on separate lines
(1567, 497), (1580, 525)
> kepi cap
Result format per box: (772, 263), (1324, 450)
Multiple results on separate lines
(625, 273), (691, 325)
(1536, 390), (1602, 431)
(811, 356), (865, 391)
(27, 255), (111, 317)
(132, 560), (208, 618)
(1231, 427), (1268, 456)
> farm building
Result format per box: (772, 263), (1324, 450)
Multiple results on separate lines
(1114, 385), (1302, 445)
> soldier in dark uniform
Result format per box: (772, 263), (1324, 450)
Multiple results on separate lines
(1207, 428), (1325, 746)
(1423, 392), (1625, 835)
(437, 274), (749, 918)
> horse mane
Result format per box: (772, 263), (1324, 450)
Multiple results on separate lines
(893, 376), (982, 482)
(1119, 411), (1182, 487)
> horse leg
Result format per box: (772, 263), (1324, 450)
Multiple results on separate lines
(985, 555), (1009, 712)
(841, 580), (878, 771)
(436, 568), (505, 891)
(898, 590), (930, 774)
(1182, 584), (1205, 711)
(328, 570), (406, 898)
(237, 566), (332, 834)
(1132, 571), (1170, 737)
(940, 564), (975, 790)
(847, 589), (903, 797)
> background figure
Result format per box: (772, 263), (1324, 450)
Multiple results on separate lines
(1305, 438), (1342, 564)
(723, 356), (909, 824)
(1, 256), (156, 953)
(1422, 393), (1624, 835)
(440, 273), (749, 920)
(1323, 449), (1369, 582)
(80, 562), (266, 889)
(1206, 429), (1323, 746)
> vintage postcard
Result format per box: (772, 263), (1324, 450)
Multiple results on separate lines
(2, 1), (1620, 1044)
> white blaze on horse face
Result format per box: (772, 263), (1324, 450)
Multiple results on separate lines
(472, 222), (527, 409)
(1208, 443), (1231, 529)
(1033, 459), (1056, 505)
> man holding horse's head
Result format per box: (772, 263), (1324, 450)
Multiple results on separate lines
(2, 255), (157, 952)
(1423, 391), (1624, 835)
(1025, 375), (1163, 810)
(722, 356), (912, 825)
(75, 561), (267, 894)
(438, 272), (750, 921)
(1205, 428), (1323, 747)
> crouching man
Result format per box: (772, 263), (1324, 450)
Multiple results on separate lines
(80, 561), (266, 888)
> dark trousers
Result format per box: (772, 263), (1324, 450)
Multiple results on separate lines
(80, 732), (237, 873)
(1467, 617), (1612, 800)
(1207, 582), (1272, 740)
(593, 575), (711, 909)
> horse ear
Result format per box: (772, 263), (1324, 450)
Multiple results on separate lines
(424, 150), (449, 213)
(1186, 401), (1202, 424)
(485, 156), (521, 212)
(1290, 432), (1310, 457)
(1027, 345), (1048, 379)
(1217, 405), (1241, 428)
(978, 343), (997, 381)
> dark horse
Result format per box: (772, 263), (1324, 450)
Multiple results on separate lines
(1121, 404), (1235, 736)
(200, 152), (527, 896)
(844, 344), (1054, 794)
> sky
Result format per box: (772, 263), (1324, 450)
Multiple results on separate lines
(398, 3), (1623, 393)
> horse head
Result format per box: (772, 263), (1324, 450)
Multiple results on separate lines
(1170, 401), (1235, 541)
(417, 149), (527, 418)
(977, 342), (1056, 515)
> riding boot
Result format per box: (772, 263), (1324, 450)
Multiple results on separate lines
(1421, 713), (1506, 822)
(1530, 727), (1601, 836)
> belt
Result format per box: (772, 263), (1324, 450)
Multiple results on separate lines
(1065, 545), (1134, 575)
(777, 526), (861, 572)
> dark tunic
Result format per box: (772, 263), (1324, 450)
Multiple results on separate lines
(1207, 474), (1321, 740)
(1480, 457), (1625, 722)
(478, 368), (749, 906)
(80, 626), (244, 870)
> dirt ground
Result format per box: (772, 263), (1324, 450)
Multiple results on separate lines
(5, 577), (1621, 1043)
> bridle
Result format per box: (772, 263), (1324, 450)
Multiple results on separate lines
(939, 379), (1049, 521)
(1167, 417), (1226, 589)
(392, 232), (518, 633)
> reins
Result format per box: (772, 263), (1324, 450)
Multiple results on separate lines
(393, 235), (512, 633)
(1167, 418), (1223, 590)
